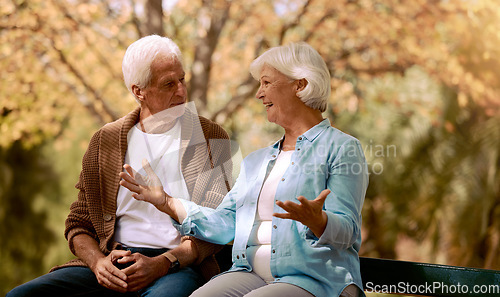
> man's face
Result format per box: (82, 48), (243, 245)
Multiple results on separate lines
(140, 55), (187, 116)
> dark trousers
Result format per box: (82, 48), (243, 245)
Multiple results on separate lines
(7, 247), (204, 297)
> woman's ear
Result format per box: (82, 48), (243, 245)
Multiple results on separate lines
(132, 85), (144, 101)
(296, 78), (308, 92)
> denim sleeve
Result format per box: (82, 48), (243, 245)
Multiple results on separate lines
(313, 139), (368, 249)
(174, 162), (250, 245)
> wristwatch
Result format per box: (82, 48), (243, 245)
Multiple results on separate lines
(163, 252), (180, 274)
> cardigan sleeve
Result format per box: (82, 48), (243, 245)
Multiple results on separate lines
(65, 130), (101, 255)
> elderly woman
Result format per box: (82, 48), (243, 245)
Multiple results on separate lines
(120, 42), (368, 297)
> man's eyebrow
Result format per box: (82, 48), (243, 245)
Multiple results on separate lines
(163, 72), (186, 82)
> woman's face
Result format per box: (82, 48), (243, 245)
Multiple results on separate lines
(255, 65), (301, 126)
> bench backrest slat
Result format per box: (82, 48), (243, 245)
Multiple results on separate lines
(360, 257), (500, 297)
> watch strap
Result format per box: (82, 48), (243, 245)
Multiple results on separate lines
(162, 251), (180, 274)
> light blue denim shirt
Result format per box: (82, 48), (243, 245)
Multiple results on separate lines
(175, 119), (369, 297)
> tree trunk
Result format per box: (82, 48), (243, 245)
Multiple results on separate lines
(189, 1), (231, 112)
(135, 0), (164, 36)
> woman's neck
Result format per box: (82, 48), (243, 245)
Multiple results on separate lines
(281, 109), (323, 150)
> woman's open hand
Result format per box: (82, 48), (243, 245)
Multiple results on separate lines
(273, 189), (331, 238)
(119, 159), (170, 208)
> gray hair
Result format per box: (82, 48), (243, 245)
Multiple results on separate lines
(249, 42), (331, 112)
(122, 35), (183, 100)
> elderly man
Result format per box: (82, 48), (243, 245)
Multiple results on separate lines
(7, 35), (232, 297)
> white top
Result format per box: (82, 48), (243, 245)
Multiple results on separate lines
(247, 150), (293, 283)
(115, 119), (190, 249)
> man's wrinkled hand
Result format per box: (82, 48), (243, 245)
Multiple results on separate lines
(92, 250), (130, 293)
(118, 253), (170, 292)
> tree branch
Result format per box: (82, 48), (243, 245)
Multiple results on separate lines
(210, 39), (266, 123)
(47, 37), (118, 124)
(278, 0), (312, 44)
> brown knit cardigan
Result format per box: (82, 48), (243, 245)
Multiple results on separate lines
(51, 107), (232, 281)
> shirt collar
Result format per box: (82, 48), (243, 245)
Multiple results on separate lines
(303, 118), (330, 142)
(271, 118), (331, 149)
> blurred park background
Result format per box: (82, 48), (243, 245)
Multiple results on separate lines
(1, 0), (499, 295)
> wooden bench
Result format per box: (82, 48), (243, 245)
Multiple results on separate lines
(360, 257), (500, 297)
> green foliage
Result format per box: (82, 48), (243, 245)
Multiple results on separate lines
(335, 67), (500, 268)
(0, 142), (58, 295)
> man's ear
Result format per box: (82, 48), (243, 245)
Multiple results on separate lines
(132, 85), (144, 101)
(296, 78), (308, 92)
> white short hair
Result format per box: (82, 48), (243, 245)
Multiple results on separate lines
(249, 42), (331, 112)
(122, 35), (183, 98)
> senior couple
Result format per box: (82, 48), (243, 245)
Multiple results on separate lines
(8, 35), (368, 297)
